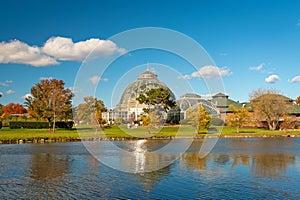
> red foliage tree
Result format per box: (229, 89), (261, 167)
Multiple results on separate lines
(3, 103), (27, 116)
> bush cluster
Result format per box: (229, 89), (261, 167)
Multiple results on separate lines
(54, 121), (74, 129)
(9, 121), (74, 129)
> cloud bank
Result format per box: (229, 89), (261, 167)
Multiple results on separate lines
(0, 37), (126, 67)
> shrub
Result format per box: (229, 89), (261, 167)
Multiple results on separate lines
(52, 121), (74, 129)
(9, 121), (49, 129)
(9, 121), (74, 129)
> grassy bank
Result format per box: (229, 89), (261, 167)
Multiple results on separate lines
(0, 126), (300, 142)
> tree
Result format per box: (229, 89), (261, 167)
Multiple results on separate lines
(250, 88), (292, 130)
(75, 96), (107, 126)
(136, 88), (176, 133)
(25, 79), (74, 132)
(186, 105), (211, 133)
(136, 88), (176, 113)
(227, 104), (250, 133)
(296, 96), (300, 106)
(3, 103), (27, 116)
(280, 115), (297, 132)
(0, 104), (4, 118)
(140, 110), (162, 134)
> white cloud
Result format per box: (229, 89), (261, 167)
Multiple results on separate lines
(265, 74), (280, 83)
(0, 92), (3, 97)
(0, 80), (13, 87)
(22, 93), (32, 99)
(0, 40), (59, 67)
(191, 65), (231, 79)
(89, 76), (101, 85)
(40, 77), (54, 80)
(6, 89), (15, 95)
(219, 52), (228, 56)
(43, 36), (126, 61)
(177, 75), (191, 80)
(0, 37), (126, 67)
(249, 63), (264, 71)
(289, 75), (300, 83)
(89, 76), (108, 85)
(0, 82), (8, 86)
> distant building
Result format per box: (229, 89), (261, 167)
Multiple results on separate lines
(102, 70), (221, 124)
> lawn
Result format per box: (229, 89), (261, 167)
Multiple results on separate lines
(0, 125), (300, 142)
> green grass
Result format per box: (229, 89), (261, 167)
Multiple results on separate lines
(0, 125), (300, 141)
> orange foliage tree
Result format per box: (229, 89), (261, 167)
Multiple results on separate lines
(3, 103), (27, 116)
(25, 79), (74, 132)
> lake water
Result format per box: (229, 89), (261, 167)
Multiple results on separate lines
(1, 138), (300, 199)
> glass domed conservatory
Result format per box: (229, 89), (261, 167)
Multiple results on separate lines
(102, 70), (220, 124)
(103, 70), (175, 122)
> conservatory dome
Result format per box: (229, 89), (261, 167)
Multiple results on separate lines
(112, 70), (175, 121)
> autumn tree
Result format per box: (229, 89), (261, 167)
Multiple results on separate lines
(25, 79), (74, 132)
(140, 110), (162, 134)
(227, 104), (250, 133)
(280, 115), (297, 132)
(250, 88), (292, 130)
(3, 103), (27, 117)
(186, 105), (211, 133)
(296, 96), (300, 106)
(75, 96), (107, 126)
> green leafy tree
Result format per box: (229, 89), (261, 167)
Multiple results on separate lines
(250, 88), (292, 130)
(227, 104), (250, 133)
(136, 88), (176, 113)
(186, 105), (211, 133)
(136, 88), (176, 133)
(76, 96), (107, 126)
(25, 79), (74, 132)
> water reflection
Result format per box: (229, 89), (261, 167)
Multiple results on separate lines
(251, 154), (295, 177)
(1, 139), (300, 199)
(30, 153), (69, 180)
(180, 152), (296, 177)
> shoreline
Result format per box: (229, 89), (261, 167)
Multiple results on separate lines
(1, 134), (299, 145)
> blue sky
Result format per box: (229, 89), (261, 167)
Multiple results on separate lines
(0, 0), (300, 107)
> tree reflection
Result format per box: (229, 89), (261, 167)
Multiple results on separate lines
(231, 155), (250, 169)
(30, 153), (69, 180)
(181, 152), (207, 170)
(251, 154), (295, 177)
(133, 166), (171, 192)
(213, 154), (230, 165)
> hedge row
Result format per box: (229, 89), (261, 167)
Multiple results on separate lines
(9, 121), (74, 129)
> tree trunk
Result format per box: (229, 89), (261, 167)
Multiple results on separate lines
(53, 113), (56, 133)
(236, 126), (240, 134)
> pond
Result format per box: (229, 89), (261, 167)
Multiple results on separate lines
(1, 138), (300, 199)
